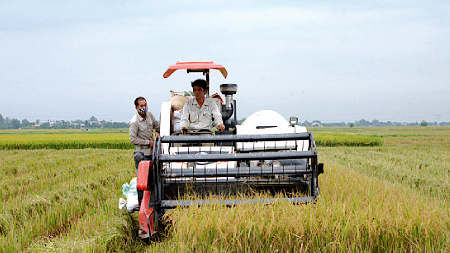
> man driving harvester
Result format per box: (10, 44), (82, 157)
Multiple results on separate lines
(180, 79), (225, 133)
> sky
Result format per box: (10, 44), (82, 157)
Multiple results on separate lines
(1, 0), (449, 124)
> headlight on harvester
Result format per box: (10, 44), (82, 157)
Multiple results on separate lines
(289, 117), (298, 127)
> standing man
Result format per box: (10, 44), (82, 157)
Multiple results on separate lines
(180, 79), (225, 132)
(129, 96), (160, 174)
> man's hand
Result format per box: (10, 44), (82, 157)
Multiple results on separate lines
(217, 124), (225, 132)
(149, 132), (159, 147)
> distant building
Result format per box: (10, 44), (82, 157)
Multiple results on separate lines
(311, 121), (323, 127)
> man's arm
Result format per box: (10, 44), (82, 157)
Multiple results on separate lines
(211, 99), (225, 131)
(149, 112), (160, 134)
(180, 101), (190, 131)
(150, 112), (160, 139)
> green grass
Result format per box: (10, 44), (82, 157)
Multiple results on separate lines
(0, 129), (382, 150)
(0, 149), (145, 252)
(1, 127), (449, 252)
(310, 126), (450, 137)
(0, 130), (132, 150)
(320, 139), (450, 200)
(151, 166), (449, 252)
(314, 133), (382, 147)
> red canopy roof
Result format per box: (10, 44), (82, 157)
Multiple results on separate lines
(163, 61), (228, 79)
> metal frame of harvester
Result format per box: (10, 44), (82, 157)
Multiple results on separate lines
(136, 62), (324, 238)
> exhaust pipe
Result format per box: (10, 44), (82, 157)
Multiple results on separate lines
(220, 84), (237, 122)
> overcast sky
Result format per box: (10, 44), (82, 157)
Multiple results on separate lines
(1, 0), (449, 123)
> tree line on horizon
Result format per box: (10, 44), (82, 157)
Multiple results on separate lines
(238, 117), (450, 127)
(304, 118), (450, 127)
(1, 113), (450, 130)
(0, 114), (128, 130)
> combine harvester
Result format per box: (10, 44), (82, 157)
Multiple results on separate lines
(136, 61), (324, 238)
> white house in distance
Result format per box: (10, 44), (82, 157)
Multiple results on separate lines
(311, 121), (323, 127)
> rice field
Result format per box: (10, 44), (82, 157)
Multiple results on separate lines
(0, 129), (132, 150)
(0, 129), (381, 150)
(0, 127), (449, 252)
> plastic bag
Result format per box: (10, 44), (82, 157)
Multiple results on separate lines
(119, 198), (127, 210)
(120, 177), (139, 212)
(172, 109), (183, 133)
(126, 193), (139, 212)
(122, 177), (138, 196)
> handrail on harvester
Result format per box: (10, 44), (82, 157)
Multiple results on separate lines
(160, 132), (312, 143)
